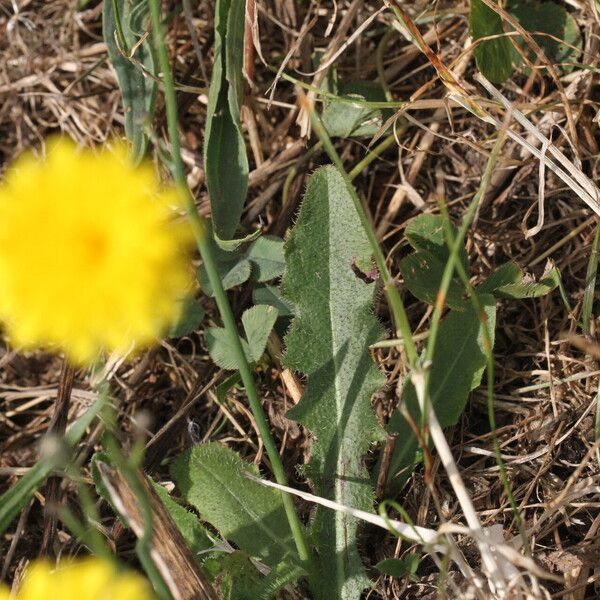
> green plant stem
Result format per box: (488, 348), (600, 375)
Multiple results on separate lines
(147, 0), (311, 566)
(422, 130), (528, 545)
(582, 222), (600, 335)
(423, 133), (505, 364)
(303, 95), (418, 365)
(348, 130), (404, 181)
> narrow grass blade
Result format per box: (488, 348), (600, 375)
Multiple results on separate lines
(0, 389), (107, 535)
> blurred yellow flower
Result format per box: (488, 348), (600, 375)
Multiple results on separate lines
(0, 139), (191, 364)
(0, 557), (155, 600)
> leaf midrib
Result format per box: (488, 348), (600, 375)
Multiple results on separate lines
(195, 457), (298, 563)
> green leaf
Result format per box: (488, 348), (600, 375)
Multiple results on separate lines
(386, 294), (496, 492)
(400, 215), (469, 311)
(205, 305), (278, 369)
(322, 81), (389, 139)
(375, 554), (420, 579)
(103, 0), (156, 162)
(470, 0), (514, 83)
(246, 236), (286, 282)
(582, 224), (600, 334)
(477, 261), (523, 294)
(168, 296), (205, 338)
(494, 265), (560, 299)
(225, 0), (246, 117)
(400, 252), (467, 311)
(151, 481), (214, 557)
(282, 166), (386, 600)
(205, 327), (251, 370)
(405, 214), (469, 273)
(171, 443), (301, 567)
(255, 562), (305, 600)
(242, 305), (278, 363)
(197, 241), (251, 296)
(204, 0), (249, 241)
(217, 552), (263, 600)
(253, 285), (294, 318)
(198, 235), (286, 296)
(507, 0), (582, 71)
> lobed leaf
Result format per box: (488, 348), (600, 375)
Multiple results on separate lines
(282, 166), (386, 600)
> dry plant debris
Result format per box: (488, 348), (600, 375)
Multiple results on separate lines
(0, 1), (599, 599)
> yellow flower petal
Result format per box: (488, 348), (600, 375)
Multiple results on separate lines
(11, 558), (155, 600)
(0, 139), (192, 364)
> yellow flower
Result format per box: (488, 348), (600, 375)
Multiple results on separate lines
(0, 139), (191, 364)
(0, 557), (155, 599)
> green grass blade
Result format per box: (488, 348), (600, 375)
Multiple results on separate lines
(0, 388), (107, 535)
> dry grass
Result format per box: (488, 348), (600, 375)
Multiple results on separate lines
(1, 0), (599, 598)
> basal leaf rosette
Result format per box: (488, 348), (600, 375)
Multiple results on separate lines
(0, 557), (155, 600)
(0, 139), (192, 364)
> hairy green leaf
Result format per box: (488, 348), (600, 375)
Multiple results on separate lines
(470, 0), (513, 83)
(171, 443), (301, 567)
(282, 166), (385, 600)
(103, 0), (156, 162)
(386, 294), (496, 492)
(204, 0), (249, 240)
(152, 481), (214, 557)
(217, 552), (263, 600)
